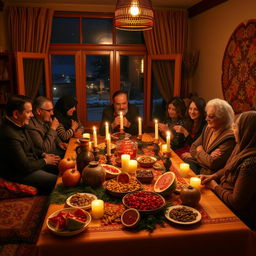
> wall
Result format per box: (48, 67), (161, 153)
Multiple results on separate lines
(190, 0), (256, 101)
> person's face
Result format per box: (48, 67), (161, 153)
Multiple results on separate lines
(188, 102), (200, 120)
(205, 106), (222, 130)
(15, 102), (33, 126)
(38, 101), (54, 122)
(67, 106), (76, 116)
(113, 94), (128, 115)
(168, 103), (178, 118)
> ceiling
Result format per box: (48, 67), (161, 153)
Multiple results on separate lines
(3, 0), (201, 9)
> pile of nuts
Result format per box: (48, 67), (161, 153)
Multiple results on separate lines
(169, 207), (198, 222)
(105, 178), (141, 193)
(69, 193), (95, 207)
(102, 209), (122, 225)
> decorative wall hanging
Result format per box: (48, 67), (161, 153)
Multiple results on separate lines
(222, 19), (256, 113)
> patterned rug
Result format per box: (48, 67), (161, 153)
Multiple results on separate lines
(0, 196), (49, 244)
(222, 19), (256, 113)
(0, 243), (36, 256)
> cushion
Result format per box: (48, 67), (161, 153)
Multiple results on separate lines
(0, 178), (38, 199)
(0, 196), (48, 243)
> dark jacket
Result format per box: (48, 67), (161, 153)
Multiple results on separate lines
(0, 118), (46, 181)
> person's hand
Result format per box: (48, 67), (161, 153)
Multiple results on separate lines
(74, 129), (83, 138)
(71, 120), (79, 131)
(198, 174), (216, 185)
(173, 125), (189, 137)
(206, 180), (218, 190)
(196, 145), (203, 152)
(181, 152), (192, 160)
(158, 123), (168, 132)
(123, 117), (131, 128)
(43, 153), (60, 166)
(58, 142), (68, 150)
(50, 117), (59, 130)
(112, 116), (120, 129)
(210, 148), (222, 159)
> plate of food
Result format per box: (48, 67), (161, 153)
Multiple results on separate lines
(165, 205), (201, 225)
(111, 132), (131, 140)
(123, 191), (165, 214)
(66, 193), (97, 210)
(47, 208), (91, 236)
(136, 156), (157, 168)
(141, 133), (154, 144)
(98, 142), (116, 152)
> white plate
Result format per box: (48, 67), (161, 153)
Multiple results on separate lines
(47, 208), (91, 236)
(66, 193), (97, 210)
(165, 205), (201, 225)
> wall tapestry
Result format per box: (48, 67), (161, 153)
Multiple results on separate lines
(222, 19), (256, 113)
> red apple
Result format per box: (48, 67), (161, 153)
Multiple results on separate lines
(58, 158), (76, 175)
(62, 168), (81, 187)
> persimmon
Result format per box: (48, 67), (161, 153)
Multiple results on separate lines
(58, 158), (76, 175)
(62, 168), (81, 187)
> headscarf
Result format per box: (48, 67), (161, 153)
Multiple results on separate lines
(54, 96), (78, 130)
(223, 111), (256, 175)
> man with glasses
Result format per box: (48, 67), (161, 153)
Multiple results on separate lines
(27, 96), (67, 157)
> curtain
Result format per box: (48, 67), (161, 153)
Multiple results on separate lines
(144, 9), (188, 101)
(7, 6), (53, 99)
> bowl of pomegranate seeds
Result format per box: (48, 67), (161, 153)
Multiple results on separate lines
(122, 191), (165, 214)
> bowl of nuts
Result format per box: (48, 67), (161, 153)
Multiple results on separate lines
(66, 193), (97, 210)
(135, 169), (154, 183)
(136, 156), (157, 168)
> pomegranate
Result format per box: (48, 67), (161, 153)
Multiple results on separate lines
(180, 185), (201, 207)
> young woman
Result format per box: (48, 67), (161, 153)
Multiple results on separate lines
(54, 96), (84, 142)
(158, 97), (186, 150)
(200, 111), (256, 230)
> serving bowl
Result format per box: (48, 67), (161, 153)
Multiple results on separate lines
(101, 164), (122, 179)
(137, 156), (157, 168)
(66, 193), (97, 210)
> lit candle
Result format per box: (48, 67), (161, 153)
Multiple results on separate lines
(161, 144), (167, 153)
(93, 126), (97, 147)
(82, 133), (90, 140)
(179, 163), (190, 177)
(88, 141), (92, 151)
(105, 122), (109, 139)
(91, 199), (104, 219)
(190, 177), (201, 189)
(121, 154), (130, 172)
(138, 117), (142, 136)
(154, 119), (158, 140)
(106, 133), (111, 156)
(120, 112), (124, 130)
(166, 131), (171, 152)
(129, 160), (137, 173)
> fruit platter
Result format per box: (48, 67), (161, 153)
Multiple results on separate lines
(123, 191), (166, 214)
(101, 164), (122, 179)
(66, 193), (97, 210)
(47, 208), (91, 236)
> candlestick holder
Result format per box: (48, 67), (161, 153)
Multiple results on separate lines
(105, 154), (112, 165)
(137, 136), (144, 154)
(162, 152), (172, 172)
(153, 141), (160, 159)
(93, 146), (99, 161)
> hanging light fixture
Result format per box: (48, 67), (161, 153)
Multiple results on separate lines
(115, 0), (154, 31)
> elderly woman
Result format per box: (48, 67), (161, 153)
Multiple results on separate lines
(200, 111), (256, 230)
(184, 98), (236, 174)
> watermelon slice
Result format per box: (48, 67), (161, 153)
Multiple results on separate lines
(66, 216), (86, 231)
(154, 172), (177, 196)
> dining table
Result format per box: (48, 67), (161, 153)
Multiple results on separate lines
(36, 134), (256, 256)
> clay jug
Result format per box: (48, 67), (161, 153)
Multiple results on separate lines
(82, 161), (106, 188)
(76, 140), (94, 174)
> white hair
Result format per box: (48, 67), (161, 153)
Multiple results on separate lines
(206, 98), (234, 129)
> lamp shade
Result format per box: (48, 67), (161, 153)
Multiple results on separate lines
(115, 0), (154, 31)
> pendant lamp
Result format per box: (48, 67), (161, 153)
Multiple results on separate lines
(115, 0), (154, 31)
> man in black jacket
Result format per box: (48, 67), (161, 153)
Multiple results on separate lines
(0, 95), (60, 194)
(99, 90), (139, 136)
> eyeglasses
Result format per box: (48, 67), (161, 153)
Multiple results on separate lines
(40, 108), (54, 113)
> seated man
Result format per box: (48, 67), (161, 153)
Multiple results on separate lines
(27, 96), (67, 158)
(99, 90), (139, 136)
(0, 95), (60, 195)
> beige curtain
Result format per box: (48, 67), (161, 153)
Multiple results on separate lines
(7, 6), (53, 98)
(144, 9), (188, 101)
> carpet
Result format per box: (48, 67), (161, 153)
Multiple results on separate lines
(222, 19), (256, 113)
(0, 196), (48, 244)
(0, 243), (36, 256)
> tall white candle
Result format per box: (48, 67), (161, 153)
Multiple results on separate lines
(162, 144), (167, 153)
(106, 133), (111, 156)
(93, 126), (98, 147)
(91, 200), (104, 219)
(105, 122), (109, 139)
(154, 119), (158, 140)
(121, 154), (130, 172)
(129, 160), (137, 173)
(138, 117), (142, 136)
(120, 112), (124, 130)
(179, 163), (190, 177)
(166, 131), (171, 152)
(88, 141), (92, 151)
(190, 177), (201, 189)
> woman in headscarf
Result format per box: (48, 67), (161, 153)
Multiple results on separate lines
(54, 96), (84, 142)
(200, 111), (256, 230)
